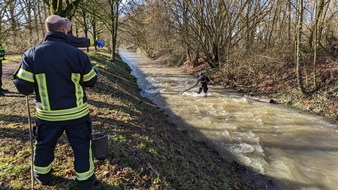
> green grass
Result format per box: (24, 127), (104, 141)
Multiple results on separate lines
(2, 55), (22, 63)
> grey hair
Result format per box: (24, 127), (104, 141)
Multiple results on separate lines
(46, 19), (67, 32)
(64, 18), (72, 26)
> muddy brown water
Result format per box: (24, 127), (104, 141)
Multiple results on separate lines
(119, 48), (338, 190)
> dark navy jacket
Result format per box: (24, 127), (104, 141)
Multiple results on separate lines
(67, 34), (96, 47)
(197, 74), (209, 84)
(14, 32), (98, 122)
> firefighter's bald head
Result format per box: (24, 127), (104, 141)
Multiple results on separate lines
(45, 15), (67, 33)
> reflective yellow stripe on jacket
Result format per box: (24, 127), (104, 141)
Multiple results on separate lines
(90, 39), (95, 46)
(36, 74), (51, 110)
(72, 73), (84, 106)
(83, 68), (96, 82)
(34, 72), (89, 121)
(17, 68), (34, 83)
(36, 103), (89, 121)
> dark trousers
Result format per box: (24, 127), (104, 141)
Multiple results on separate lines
(198, 83), (208, 94)
(34, 118), (95, 189)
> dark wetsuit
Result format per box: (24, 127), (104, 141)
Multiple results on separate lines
(197, 74), (209, 94)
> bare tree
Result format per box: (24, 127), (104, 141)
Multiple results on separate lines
(296, 0), (305, 94)
(33, 0), (44, 43)
(42, 0), (82, 17)
(311, 0), (331, 88)
(109, 0), (120, 60)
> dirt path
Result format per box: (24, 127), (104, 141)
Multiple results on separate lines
(1, 61), (20, 92)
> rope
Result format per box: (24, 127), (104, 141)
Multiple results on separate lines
(179, 84), (197, 94)
(98, 71), (159, 108)
(97, 68), (136, 85)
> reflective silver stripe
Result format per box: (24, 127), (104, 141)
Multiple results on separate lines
(76, 141), (95, 181)
(76, 169), (94, 181)
(35, 74), (50, 111)
(72, 73), (84, 106)
(83, 68), (96, 82)
(36, 105), (89, 121)
(34, 164), (52, 174)
(17, 68), (34, 82)
(89, 140), (94, 171)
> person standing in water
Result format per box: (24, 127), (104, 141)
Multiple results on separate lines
(196, 72), (210, 96)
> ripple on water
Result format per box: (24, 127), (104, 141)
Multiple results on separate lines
(231, 143), (255, 154)
(144, 89), (158, 94)
(120, 49), (338, 190)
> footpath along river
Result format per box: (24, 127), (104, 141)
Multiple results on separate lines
(119, 48), (338, 190)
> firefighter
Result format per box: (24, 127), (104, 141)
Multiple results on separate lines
(64, 18), (105, 48)
(0, 43), (8, 96)
(13, 15), (97, 189)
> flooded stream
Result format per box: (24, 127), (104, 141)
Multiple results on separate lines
(119, 48), (338, 190)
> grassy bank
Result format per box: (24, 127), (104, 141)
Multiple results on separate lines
(0, 51), (259, 189)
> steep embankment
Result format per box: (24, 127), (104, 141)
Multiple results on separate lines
(0, 51), (266, 189)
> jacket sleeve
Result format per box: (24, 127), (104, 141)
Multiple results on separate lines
(79, 51), (98, 87)
(67, 34), (94, 48)
(197, 76), (202, 83)
(13, 52), (35, 95)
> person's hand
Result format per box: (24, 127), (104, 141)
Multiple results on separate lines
(96, 40), (105, 48)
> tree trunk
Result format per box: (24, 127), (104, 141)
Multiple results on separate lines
(9, 1), (17, 45)
(26, 0), (33, 45)
(109, 0), (119, 61)
(33, 0), (41, 44)
(43, 0), (81, 17)
(296, 0), (305, 94)
(288, 0), (292, 44)
(113, 3), (119, 61)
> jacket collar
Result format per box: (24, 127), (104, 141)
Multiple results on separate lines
(44, 32), (68, 43)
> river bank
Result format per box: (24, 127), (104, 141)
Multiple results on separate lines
(173, 55), (338, 123)
(0, 51), (269, 189)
